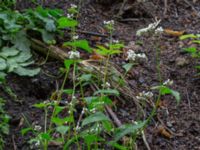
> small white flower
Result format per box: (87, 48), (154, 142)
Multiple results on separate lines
(126, 49), (137, 61)
(68, 51), (80, 59)
(67, 13), (74, 18)
(34, 125), (42, 131)
(126, 50), (147, 61)
(137, 91), (153, 100)
(75, 126), (81, 131)
(103, 20), (114, 25)
(113, 39), (119, 43)
(70, 4), (77, 9)
(43, 100), (50, 104)
(101, 82), (111, 89)
(35, 140), (40, 146)
(90, 108), (96, 113)
(155, 27), (164, 34)
(163, 79), (173, 86)
(81, 107), (88, 114)
(72, 35), (79, 40)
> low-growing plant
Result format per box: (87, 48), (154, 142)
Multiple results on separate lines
(0, 98), (10, 150)
(180, 34), (200, 74)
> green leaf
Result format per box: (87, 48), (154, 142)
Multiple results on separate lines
(122, 63), (134, 72)
(45, 19), (56, 32)
(64, 59), (75, 71)
(184, 47), (196, 53)
(13, 67), (40, 76)
(40, 29), (55, 44)
(79, 74), (92, 81)
(57, 17), (78, 28)
(63, 89), (74, 95)
(82, 112), (110, 126)
(102, 120), (113, 132)
(51, 116), (74, 125)
(96, 45), (121, 56)
(40, 133), (51, 140)
(54, 106), (65, 116)
(33, 103), (48, 109)
(151, 86), (181, 104)
(63, 40), (92, 53)
(108, 141), (128, 150)
(94, 89), (119, 96)
(12, 30), (31, 51)
(56, 125), (69, 135)
(0, 58), (6, 70)
(192, 40), (200, 44)
(170, 90), (181, 104)
(0, 72), (6, 83)
(21, 127), (33, 136)
(0, 47), (19, 57)
(82, 134), (104, 145)
(180, 34), (197, 40)
(114, 121), (146, 142)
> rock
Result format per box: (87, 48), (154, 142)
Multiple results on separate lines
(175, 57), (189, 66)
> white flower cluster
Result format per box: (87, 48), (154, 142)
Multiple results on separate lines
(103, 20), (114, 26)
(126, 49), (147, 61)
(101, 82), (111, 89)
(70, 4), (77, 9)
(136, 91), (154, 100)
(155, 27), (164, 34)
(67, 13), (74, 18)
(81, 107), (88, 115)
(163, 79), (173, 86)
(90, 123), (101, 133)
(113, 39), (119, 43)
(34, 125), (42, 131)
(72, 35), (79, 40)
(68, 51), (80, 59)
(136, 19), (161, 36)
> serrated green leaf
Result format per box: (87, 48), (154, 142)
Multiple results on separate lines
(63, 40), (92, 53)
(58, 17), (78, 28)
(13, 67), (40, 76)
(82, 112), (110, 126)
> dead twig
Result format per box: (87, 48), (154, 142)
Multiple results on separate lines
(65, 28), (108, 37)
(163, 0), (168, 17)
(105, 105), (122, 127)
(12, 135), (17, 150)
